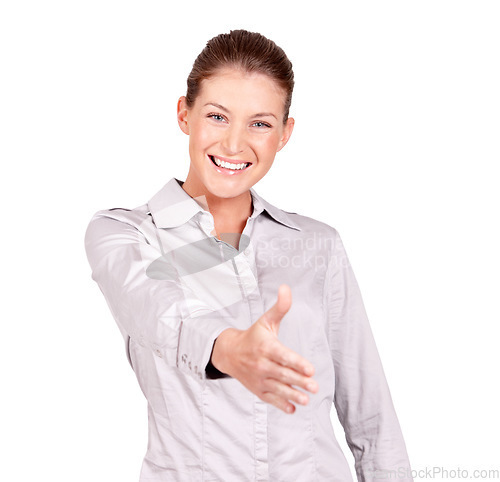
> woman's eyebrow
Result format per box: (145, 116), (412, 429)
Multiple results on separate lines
(205, 102), (230, 113)
(253, 112), (277, 119)
(204, 102), (277, 119)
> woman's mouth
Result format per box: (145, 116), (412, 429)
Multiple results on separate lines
(208, 155), (251, 173)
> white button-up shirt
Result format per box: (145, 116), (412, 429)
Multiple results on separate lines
(85, 177), (413, 481)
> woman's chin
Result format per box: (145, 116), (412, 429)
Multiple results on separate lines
(204, 176), (252, 199)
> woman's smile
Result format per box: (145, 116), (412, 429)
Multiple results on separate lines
(208, 154), (253, 174)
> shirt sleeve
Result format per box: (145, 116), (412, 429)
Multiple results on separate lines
(84, 211), (232, 380)
(325, 229), (413, 482)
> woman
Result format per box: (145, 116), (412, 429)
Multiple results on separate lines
(85, 29), (413, 481)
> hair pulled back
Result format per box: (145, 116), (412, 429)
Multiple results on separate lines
(186, 29), (294, 123)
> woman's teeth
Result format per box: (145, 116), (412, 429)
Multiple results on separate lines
(210, 155), (249, 171)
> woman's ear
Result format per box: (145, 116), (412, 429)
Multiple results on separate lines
(177, 96), (190, 135)
(277, 117), (295, 152)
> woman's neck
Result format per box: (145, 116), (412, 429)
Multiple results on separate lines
(181, 178), (253, 239)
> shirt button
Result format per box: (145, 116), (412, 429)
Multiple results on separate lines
(155, 349), (162, 358)
(244, 248), (251, 256)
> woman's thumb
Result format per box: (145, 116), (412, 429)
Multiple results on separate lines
(265, 284), (292, 331)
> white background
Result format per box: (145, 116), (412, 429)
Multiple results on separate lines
(1, 1), (499, 480)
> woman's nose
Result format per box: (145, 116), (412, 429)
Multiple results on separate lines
(221, 125), (245, 155)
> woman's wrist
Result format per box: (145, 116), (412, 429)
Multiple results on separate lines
(211, 328), (242, 375)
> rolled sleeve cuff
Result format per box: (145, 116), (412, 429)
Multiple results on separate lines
(177, 312), (232, 380)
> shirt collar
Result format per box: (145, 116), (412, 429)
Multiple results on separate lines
(249, 186), (301, 231)
(148, 177), (301, 231)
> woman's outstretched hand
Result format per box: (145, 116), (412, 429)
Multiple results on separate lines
(210, 284), (319, 414)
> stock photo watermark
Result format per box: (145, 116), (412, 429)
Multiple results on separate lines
(145, 229), (347, 280)
(368, 466), (499, 480)
(254, 232), (345, 271)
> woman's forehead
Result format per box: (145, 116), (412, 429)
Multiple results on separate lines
(195, 69), (287, 112)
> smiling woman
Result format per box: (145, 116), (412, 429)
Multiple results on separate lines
(84, 29), (414, 481)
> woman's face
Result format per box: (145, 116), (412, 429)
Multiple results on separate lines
(177, 68), (294, 200)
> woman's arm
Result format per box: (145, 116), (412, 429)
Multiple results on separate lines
(325, 229), (413, 481)
(84, 211), (231, 380)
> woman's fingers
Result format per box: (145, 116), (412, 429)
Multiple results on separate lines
(260, 391), (296, 414)
(257, 350), (318, 394)
(266, 341), (317, 390)
(253, 354), (318, 413)
(262, 378), (309, 406)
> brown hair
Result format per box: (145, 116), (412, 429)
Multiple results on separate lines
(186, 29), (294, 124)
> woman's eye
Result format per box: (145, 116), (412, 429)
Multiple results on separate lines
(252, 121), (271, 128)
(208, 114), (226, 122)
